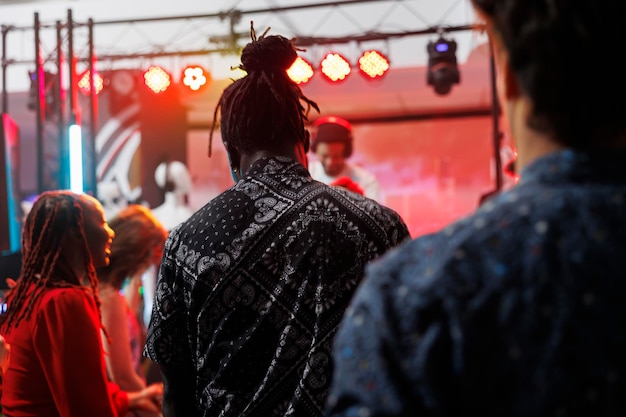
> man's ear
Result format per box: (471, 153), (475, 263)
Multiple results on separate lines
(492, 36), (521, 101)
(224, 142), (240, 169)
(224, 142), (243, 181)
(501, 58), (522, 101)
(303, 130), (310, 153)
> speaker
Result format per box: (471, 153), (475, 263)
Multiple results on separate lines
(0, 113), (21, 253)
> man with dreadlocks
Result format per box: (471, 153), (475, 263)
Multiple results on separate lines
(0, 190), (163, 416)
(143, 24), (410, 417)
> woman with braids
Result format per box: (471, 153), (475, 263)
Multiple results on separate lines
(144, 24), (409, 417)
(0, 191), (163, 417)
(326, 0), (626, 416)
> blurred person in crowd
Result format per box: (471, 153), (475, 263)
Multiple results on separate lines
(98, 180), (130, 222)
(326, 1), (626, 416)
(329, 176), (365, 195)
(152, 160), (194, 232)
(97, 204), (167, 408)
(0, 190), (163, 416)
(144, 24), (409, 417)
(144, 160), (195, 332)
(308, 116), (380, 201)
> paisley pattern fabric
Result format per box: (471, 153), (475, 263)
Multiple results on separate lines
(144, 156), (409, 417)
(326, 148), (626, 417)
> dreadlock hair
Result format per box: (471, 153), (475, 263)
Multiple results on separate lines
(0, 191), (104, 334)
(209, 22), (319, 156)
(96, 204), (167, 291)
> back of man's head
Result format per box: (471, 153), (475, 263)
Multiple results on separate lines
(470, 0), (626, 148)
(211, 25), (319, 156)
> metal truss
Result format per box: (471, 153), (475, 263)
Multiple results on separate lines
(0, 0), (501, 195)
(2, 0), (475, 66)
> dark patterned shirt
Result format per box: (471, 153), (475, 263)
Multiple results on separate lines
(326, 148), (626, 417)
(144, 156), (409, 417)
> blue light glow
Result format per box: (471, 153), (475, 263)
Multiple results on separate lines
(69, 124), (83, 193)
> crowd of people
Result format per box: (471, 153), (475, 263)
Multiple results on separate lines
(0, 191), (163, 416)
(1, 0), (626, 416)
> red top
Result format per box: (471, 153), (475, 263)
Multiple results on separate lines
(1, 286), (129, 417)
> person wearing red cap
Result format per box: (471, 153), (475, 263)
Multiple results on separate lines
(308, 116), (381, 200)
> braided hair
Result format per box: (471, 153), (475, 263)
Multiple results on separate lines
(0, 191), (104, 333)
(209, 22), (319, 156)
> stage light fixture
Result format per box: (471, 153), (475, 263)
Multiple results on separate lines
(320, 53), (351, 82)
(427, 35), (460, 95)
(143, 66), (171, 94)
(358, 50), (390, 80)
(78, 70), (104, 96)
(182, 65), (210, 91)
(287, 57), (314, 85)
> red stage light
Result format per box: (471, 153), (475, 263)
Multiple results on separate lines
(78, 70), (104, 95)
(320, 53), (351, 82)
(287, 57), (314, 85)
(143, 66), (171, 94)
(358, 50), (390, 79)
(182, 65), (210, 91)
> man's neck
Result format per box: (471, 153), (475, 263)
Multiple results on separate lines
(514, 129), (564, 173)
(239, 145), (307, 175)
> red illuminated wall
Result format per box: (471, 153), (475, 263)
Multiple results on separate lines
(187, 115), (498, 239)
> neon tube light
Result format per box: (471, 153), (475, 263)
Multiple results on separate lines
(69, 124), (83, 193)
